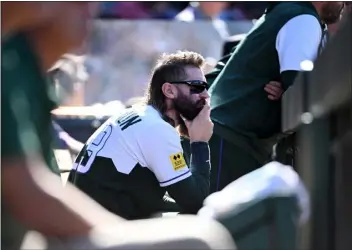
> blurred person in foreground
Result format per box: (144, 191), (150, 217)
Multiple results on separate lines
(207, 1), (345, 193)
(1, 2), (122, 248)
(1, 3), (235, 250)
(68, 51), (214, 219)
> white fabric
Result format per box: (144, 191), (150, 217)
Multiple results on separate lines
(21, 217), (236, 250)
(198, 161), (310, 224)
(72, 105), (191, 187)
(276, 14), (322, 72)
(138, 119), (191, 187)
(46, 216), (236, 250)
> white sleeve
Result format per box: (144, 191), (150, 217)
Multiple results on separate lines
(276, 14), (322, 73)
(138, 123), (191, 187)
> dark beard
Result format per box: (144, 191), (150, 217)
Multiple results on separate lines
(173, 94), (205, 121)
(321, 3), (344, 24)
(173, 93), (206, 138)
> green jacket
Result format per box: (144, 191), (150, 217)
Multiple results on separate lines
(208, 2), (321, 140)
(2, 32), (60, 249)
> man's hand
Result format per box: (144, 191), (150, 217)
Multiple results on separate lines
(183, 102), (214, 143)
(264, 81), (283, 100)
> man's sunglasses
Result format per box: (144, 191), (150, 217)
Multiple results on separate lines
(169, 80), (208, 94)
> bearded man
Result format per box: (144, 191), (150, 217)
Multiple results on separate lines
(68, 51), (214, 219)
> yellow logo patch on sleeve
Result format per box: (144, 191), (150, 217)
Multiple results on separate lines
(169, 152), (187, 171)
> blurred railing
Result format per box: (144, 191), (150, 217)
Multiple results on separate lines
(282, 13), (351, 250)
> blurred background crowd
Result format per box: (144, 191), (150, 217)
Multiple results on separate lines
(98, 1), (266, 20)
(55, 1), (265, 111)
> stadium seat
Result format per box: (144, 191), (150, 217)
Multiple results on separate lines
(198, 162), (308, 250)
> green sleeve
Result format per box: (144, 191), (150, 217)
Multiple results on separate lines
(1, 88), (22, 157)
(1, 33), (60, 175)
(1, 69), (61, 174)
(206, 53), (232, 88)
(1, 78), (41, 158)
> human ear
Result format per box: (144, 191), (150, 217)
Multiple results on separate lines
(162, 82), (177, 99)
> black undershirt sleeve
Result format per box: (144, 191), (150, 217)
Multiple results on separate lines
(166, 141), (211, 214)
(281, 70), (299, 91)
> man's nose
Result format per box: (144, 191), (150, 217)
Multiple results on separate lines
(200, 89), (210, 99)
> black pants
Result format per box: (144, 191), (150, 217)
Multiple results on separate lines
(209, 133), (264, 194)
(182, 130), (295, 194)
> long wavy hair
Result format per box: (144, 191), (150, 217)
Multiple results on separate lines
(144, 51), (205, 128)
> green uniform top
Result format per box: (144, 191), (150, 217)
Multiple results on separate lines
(1, 32), (59, 249)
(208, 2), (321, 140)
(206, 52), (233, 89)
(2, 32), (59, 172)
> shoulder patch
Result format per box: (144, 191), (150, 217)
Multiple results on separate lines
(169, 152), (187, 171)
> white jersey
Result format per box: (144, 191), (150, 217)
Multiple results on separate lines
(72, 105), (191, 187)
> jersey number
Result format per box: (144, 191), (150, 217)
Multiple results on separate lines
(73, 125), (112, 173)
(72, 112), (141, 174)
